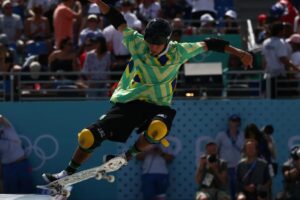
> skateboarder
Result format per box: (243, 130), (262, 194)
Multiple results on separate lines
(43, 0), (253, 182)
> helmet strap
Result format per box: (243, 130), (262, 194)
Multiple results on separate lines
(155, 41), (170, 58)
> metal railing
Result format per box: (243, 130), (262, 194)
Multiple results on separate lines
(1, 70), (300, 101)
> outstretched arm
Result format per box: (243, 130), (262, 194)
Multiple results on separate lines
(89, 0), (127, 32)
(203, 38), (253, 69)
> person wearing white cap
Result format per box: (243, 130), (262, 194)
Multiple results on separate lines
(78, 14), (104, 47)
(199, 13), (217, 34)
(223, 9), (240, 34)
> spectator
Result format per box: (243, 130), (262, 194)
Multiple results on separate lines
(198, 13), (217, 34)
(136, 144), (174, 200)
(103, 0), (141, 81)
(216, 114), (244, 200)
(195, 141), (230, 200)
(0, 114), (35, 194)
(279, 0), (298, 27)
(236, 140), (272, 200)
(256, 14), (268, 44)
(262, 22), (300, 98)
(0, 0), (23, 45)
(288, 34), (300, 93)
(53, 0), (82, 49)
(244, 123), (273, 164)
(78, 37), (100, 69)
(279, 146), (300, 199)
(137, 0), (161, 23)
(261, 124), (278, 177)
(24, 4), (51, 42)
(48, 37), (80, 81)
(0, 34), (21, 100)
(78, 14), (104, 47)
(82, 36), (111, 97)
(171, 17), (184, 30)
(186, 0), (216, 27)
(222, 10), (240, 34)
(27, 0), (51, 17)
(161, 0), (183, 20)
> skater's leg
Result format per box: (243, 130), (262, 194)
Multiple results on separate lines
(125, 118), (171, 160)
(43, 125), (108, 182)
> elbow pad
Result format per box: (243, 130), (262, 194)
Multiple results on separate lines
(204, 38), (230, 52)
(104, 7), (126, 30)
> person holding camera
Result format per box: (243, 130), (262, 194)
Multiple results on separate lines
(279, 146), (300, 199)
(236, 140), (271, 200)
(0, 114), (35, 194)
(195, 141), (230, 200)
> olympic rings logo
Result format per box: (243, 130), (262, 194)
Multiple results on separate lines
(20, 134), (59, 171)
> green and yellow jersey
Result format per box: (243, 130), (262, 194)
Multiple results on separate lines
(110, 27), (205, 106)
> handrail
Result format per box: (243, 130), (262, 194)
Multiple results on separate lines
(0, 70), (300, 101)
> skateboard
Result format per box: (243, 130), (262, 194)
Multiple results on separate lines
(37, 157), (127, 197)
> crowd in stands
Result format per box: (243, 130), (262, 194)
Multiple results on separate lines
(0, 0), (299, 100)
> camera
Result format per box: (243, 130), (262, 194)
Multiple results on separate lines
(207, 154), (218, 163)
(290, 146), (300, 161)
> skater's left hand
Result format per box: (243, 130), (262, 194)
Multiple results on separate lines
(240, 51), (253, 69)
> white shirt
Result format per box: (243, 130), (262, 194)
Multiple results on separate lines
(262, 37), (288, 77)
(103, 25), (130, 56)
(216, 130), (244, 168)
(0, 125), (25, 164)
(291, 51), (300, 78)
(186, 0), (216, 13)
(138, 2), (161, 20)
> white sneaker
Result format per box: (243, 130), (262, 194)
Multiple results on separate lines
(42, 170), (69, 183)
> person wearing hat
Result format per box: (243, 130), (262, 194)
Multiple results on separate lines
(216, 114), (244, 200)
(78, 14), (103, 47)
(223, 10), (240, 34)
(199, 13), (217, 34)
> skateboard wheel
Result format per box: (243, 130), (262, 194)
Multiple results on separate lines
(95, 173), (102, 180)
(107, 175), (115, 183)
(49, 189), (58, 196)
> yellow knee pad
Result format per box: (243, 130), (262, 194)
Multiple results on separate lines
(146, 120), (169, 147)
(78, 129), (94, 150)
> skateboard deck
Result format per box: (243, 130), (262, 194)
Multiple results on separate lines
(37, 157), (126, 197)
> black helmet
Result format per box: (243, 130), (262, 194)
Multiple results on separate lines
(144, 18), (172, 45)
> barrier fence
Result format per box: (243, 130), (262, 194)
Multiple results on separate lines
(1, 70), (300, 101)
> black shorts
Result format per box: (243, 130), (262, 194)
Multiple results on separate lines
(87, 100), (176, 143)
